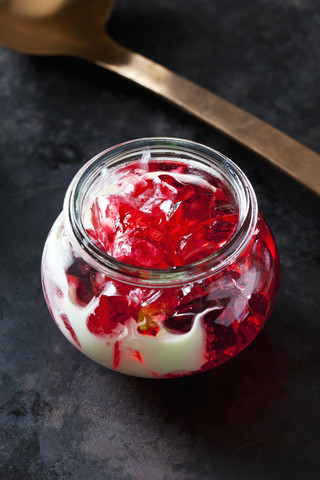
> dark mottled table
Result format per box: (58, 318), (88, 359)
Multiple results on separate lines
(1, 1), (319, 479)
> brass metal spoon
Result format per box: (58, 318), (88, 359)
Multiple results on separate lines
(1, 0), (319, 195)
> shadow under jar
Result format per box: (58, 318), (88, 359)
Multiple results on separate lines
(41, 138), (280, 378)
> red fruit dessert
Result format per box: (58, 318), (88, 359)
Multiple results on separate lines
(41, 138), (280, 378)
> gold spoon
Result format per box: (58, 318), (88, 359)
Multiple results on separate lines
(1, 0), (319, 195)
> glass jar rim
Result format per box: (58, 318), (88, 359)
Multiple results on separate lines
(63, 137), (258, 287)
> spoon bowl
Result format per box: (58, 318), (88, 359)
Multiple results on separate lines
(0, 0), (319, 195)
(0, 0), (115, 55)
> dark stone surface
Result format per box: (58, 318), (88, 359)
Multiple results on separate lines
(0, 0), (319, 479)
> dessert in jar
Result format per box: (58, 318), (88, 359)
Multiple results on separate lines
(41, 138), (280, 378)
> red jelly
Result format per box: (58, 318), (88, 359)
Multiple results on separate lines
(41, 138), (280, 378)
(86, 162), (238, 268)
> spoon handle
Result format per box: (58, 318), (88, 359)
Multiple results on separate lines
(91, 39), (320, 196)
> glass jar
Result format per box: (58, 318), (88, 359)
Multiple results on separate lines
(41, 138), (280, 378)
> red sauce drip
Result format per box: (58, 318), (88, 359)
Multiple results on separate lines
(60, 314), (81, 348)
(134, 351), (143, 364)
(113, 341), (120, 370)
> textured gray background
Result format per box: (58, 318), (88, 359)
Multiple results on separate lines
(0, 0), (320, 479)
